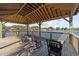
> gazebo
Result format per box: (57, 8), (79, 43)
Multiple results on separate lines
(0, 3), (79, 55)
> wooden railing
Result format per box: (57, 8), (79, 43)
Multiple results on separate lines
(29, 31), (69, 41)
(70, 33), (79, 55)
(4, 30), (69, 41)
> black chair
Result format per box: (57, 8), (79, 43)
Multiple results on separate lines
(47, 40), (63, 56)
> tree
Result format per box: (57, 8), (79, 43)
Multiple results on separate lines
(61, 27), (64, 30)
(48, 27), (55, 30)
(64, 27), (68, 30)
(31, 26), (39, 30)
(56, 27), (60, 30)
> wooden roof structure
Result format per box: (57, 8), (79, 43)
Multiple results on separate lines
(0, 3), (79, 24)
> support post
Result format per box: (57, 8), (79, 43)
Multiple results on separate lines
(69, 14), (73, 44)
(27, 24), (29, 36)
(36, 23), (42, 48)
(0, 21), (3, 38)
(39, 23), (41, 40)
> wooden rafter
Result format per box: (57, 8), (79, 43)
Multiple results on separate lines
(71, 4), (79, 15)
(25, 4), (46, 17)
(16, 3), (26, 15)
(63, 18), (70, 22)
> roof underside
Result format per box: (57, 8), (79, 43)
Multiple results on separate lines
(0, 3), (79, 24)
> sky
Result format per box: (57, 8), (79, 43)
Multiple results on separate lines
(5, 13), (79, 28)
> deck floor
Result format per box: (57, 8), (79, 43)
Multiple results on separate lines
(0, 36), (78, 56)
(18, 40), (78, 56)
(0, 36), (22, 56)
(19, 40), (48, 56)
(62, 41), (77, 56)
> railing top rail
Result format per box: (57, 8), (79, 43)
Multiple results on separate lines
(40, 31), (69, 34)
(70, 32), (79, 39)
(7, 30), (69, 34)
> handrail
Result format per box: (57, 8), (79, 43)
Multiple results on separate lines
(70, 32), (79, 39)
(5, 31), (69, 39)
(41, 31), (69, 34)
(7, 30), (69, 34)
(69, 32), (79, 55)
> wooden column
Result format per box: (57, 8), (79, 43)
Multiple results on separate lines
(39, 23), (41, 40)
(0, 22), (3, 38)
(69, 14), (73, 44)
(36, 23), (42, 48)
(27, 24), (29, 36)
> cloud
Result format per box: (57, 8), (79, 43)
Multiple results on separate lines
(42, 20), (58, 27)
(5, 23), (26, 26)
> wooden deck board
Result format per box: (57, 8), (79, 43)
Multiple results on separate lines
(31, 40), (48, 56)
(19, 40), (48, 56)
(61, 41), (77, 56)
(0, 36), (22, 56)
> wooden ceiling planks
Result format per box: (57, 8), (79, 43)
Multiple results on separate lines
(0, 3), (78, 24)
(0, 3), (23, 20)
(3, 15), (28, 24)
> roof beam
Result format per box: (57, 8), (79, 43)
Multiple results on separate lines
(63, 18), (70, 22)
(16, 3), (26, 15)
(71, 4), (79, 15)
